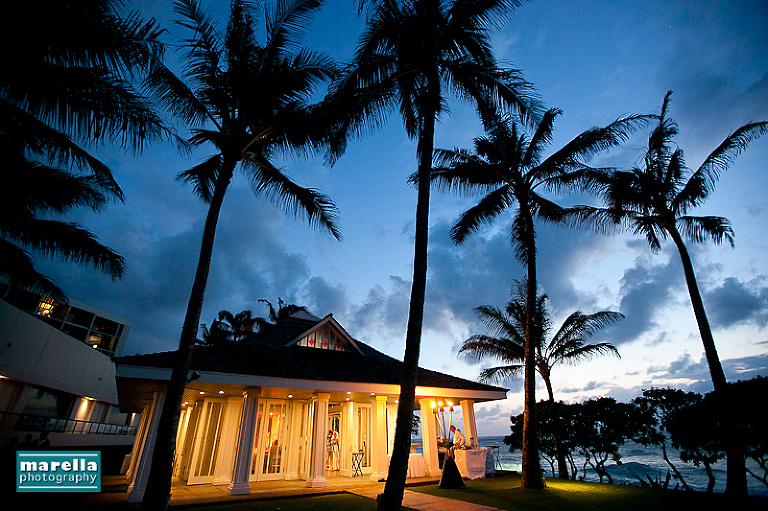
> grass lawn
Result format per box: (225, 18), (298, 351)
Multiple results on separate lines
(409, 472), (766, 511)
(168, 494), (404, 511)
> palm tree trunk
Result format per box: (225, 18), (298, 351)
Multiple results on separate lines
(378, 81), (438, 511)
(543, 375), (568, 480)
(668, 227), (746, 497)
(140, 163), (235, 511)
(521, 206), (544, 489)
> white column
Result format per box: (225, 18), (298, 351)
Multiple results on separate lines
(306, 393), (330, 488)
(369, 395), (388, 481)
(339, 400), (355, 476)
(127, 392), (165, 503)
(284, 401), (303, 480)
(229, 388), (261, 495)
(125, 403), (152, 483)
(419, 399), (441, 477)
(460, 399), (478, 448)
(213, 396), (244, 486)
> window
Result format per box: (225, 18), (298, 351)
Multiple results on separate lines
(296, 324), (350, 352)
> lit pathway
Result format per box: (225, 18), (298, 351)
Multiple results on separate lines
(348, 487), (502, 511)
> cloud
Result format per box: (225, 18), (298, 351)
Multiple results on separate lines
(703, 276), (768, 329)
(343, 276), (410, 347)
(610, 251), (684, 345)
(305, 277), (348, 318)
(723, 353), (768, 382)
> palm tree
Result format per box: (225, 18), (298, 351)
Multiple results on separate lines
(328, 1), (538, 504)
(199, 309), (259, 345)
(459, 279), (622, 479)
(255, 297), (309, 328)
(430, 109), (647, 487)
(575, 91), (768, 496)
(0, 0), (167, 298)
(139, 1), (340, 509)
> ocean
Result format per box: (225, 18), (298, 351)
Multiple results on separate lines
(411, 436), (768, 497)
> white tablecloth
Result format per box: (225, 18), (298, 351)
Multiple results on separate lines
(385, 453), (425, 478)
(454, 447), (495, 480)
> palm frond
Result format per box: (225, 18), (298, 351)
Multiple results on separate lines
(243, 159), (341, 240)
(450, 186), (515, 244)
(0, 238), (66, 300)
(677, 216), (734, 247)
(478, 364), (523, 384)
(2, 218), (125, 279)
(264, 0), (324, 54)
(688, 121), (768, 198)
(143, 62), (215, 128)
(176, 154), (223, 203)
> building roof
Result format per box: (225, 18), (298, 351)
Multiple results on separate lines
(115, 315), (506, 405)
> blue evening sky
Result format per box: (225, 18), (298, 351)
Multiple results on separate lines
(38, 0), (767, 435)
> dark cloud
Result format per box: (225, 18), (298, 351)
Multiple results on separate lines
(610, 252), (684, 346)
(703, 276), (768, 329)
(723, 353), (768, 383)
(558, 380), (606, 395)
(343, 276), (410, 348)
(305, 277), (348, 318)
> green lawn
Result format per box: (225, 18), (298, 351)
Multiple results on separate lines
(409, 473), (766, 511)
(170, 494), (397, 511)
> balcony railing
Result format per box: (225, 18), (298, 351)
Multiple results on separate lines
(0, 411), (137, 436)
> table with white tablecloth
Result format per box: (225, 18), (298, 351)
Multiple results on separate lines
(453, 447), (496, 480)
(385, 452), (425, 478)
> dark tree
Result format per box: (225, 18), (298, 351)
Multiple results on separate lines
(0, 0), (168, 297)
(329, 0), (538, 503)
(459, 280), (622, 479)
(139, 2), (339, 509)
(576, 91), (767, 496)
(570, 397), (644, 484)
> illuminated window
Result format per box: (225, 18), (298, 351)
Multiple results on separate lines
(37, 298), (55, 317)
(296, 325), (350, 351)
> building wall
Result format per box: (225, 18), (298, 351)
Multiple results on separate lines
(0, 299), (119, 404)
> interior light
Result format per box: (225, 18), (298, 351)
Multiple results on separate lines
(218, 390), (224, 394)
(347, 391), (351, 395)
(430, 401), (436, 409)
(199, 391), (205, 395)
(287, 394), (293, 399)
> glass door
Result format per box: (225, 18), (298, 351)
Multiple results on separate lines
(187, 400), (224, 485)
(249, 400), (291, 481)
(298, 400), (314, 480)
(354, 404), (371, 470)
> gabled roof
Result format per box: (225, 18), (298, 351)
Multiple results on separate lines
(115, 316), (505, 395)
(284, 314), (364, 355)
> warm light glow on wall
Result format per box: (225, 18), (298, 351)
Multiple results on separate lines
(37, 298), (55, 317)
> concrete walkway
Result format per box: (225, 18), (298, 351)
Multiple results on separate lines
(76, 472), (508, 510)
(348, 486), (502, 511)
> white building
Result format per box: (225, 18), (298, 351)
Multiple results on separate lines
(0, 290), (138, 466)
(115, 313), (507, 501)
